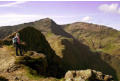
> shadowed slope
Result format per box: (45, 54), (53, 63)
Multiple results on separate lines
(46, 26), (119, 80)
(61, 39), (119, 80)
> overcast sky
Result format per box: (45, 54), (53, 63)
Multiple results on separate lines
(0, 1), (120, 30)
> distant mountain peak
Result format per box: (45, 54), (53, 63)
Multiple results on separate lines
(35, 18), (56, 24)
(42, 18), (53, 21)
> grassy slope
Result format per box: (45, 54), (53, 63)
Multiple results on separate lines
(63, 22), (120, 55)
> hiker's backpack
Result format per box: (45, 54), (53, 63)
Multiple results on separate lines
(13, 37), (18, 44)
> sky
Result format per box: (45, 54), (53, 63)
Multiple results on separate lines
(0, 1), (120, 30)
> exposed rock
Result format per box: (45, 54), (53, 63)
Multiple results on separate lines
(65, 71), (76, 79)
(65, 69), (114, 81)
(0, 47), (16, 73)
(7, 65), (20, 73)
(76, 69), (92, 79)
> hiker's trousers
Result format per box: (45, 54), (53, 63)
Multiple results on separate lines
(14, 43), (23, 56)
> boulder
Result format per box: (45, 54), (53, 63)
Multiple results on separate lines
(64, 69), (114, 81)
(65, 71), (76, 80)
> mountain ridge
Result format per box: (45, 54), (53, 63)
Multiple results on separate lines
(0, 18), (118, 39)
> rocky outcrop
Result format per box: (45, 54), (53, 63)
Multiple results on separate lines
(0, 47), (49, 81)
(0, 47), (16, 73)
(65, 69), (114, 81)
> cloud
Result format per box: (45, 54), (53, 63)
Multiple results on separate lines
(0, 14), (39, 18)
(0, 1), (27, 7)
(118, 8), (120, 14)
(99, 4), (120, 14)
(0, 14), (42, 26)
(0, 14), (76, 26)
(82, 16), (92, 22)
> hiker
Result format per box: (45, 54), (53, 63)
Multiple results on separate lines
(12, 33), (23, 56)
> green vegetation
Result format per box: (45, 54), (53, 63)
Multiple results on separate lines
(24, 66), (45, 80)
(46, 31), (55, 37)
(15, 53), (47, 79)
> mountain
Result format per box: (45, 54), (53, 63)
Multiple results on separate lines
(0, 18), (120, 80)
